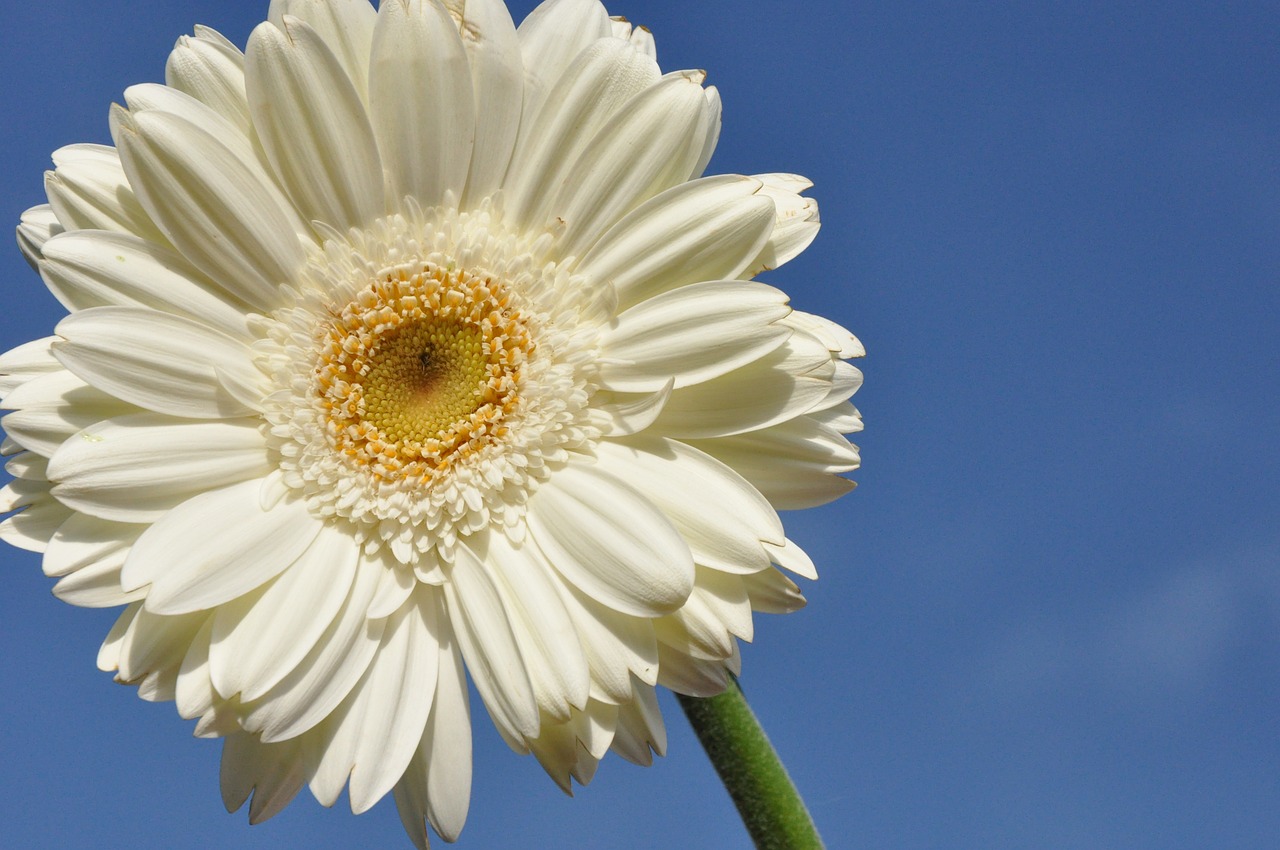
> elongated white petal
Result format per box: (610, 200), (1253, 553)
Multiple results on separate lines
(575, 175), (775, 310)
(590, 381), (673, 437)
(17, 205), (61, 269)
(123, 480), (320, 613)
(504, 37), (658, 228)
(49, 414), (271, 523)
(448, 0), (524, 205)
(446, 544), (539, 740)
(691, 416), (859, 510)
(742, 567), (807, 614)
(599, 281), (792, 391)
(370, 0), (475, 209)
(515, 0), (611, 125)
(690, 85), (722, 179)
(39, 231), (251, 338)
(52, 548), (145, 608)
(54, 307), (263, 420)
(268, 0), (378, 101)
(44, 513), (141, 578)
(310, 593), (438, 813)
(611, 679), (665, 764)
(0, 336), (59, 397)
(528, 459), (694, 617)
(393, 606), (471, 846)
(44, 145), (165, 241)
(166, 27), (251, 132)
(785, 309), (865, 359)
(247, 18), (385, 230)
(550, 70), (710, 257)
(114, 107), (307, 309)
(2, 371), (137, 457)
(595, 437), (783, 574)
(239, 553), (385, 742)
(745, 172), (820, 275)
(485, 532), (590, 718)
(220, 733), (307, 825)
(651, 334), (835, 438)
(0, 492), (73, 553)
(548, 572), (658, 703)
(209, 521), (359, 702)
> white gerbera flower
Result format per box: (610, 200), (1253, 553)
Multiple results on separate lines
(1, 0), (863, 845)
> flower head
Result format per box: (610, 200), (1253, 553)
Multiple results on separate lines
(1, 0), (863, 845)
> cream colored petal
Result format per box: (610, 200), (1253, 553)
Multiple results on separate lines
(370, 0), (475, 210)
(246, 18), (385, 230)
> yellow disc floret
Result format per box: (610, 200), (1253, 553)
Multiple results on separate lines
(315, 261), (532, 484)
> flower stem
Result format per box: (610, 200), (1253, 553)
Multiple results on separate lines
(677, 678), (826, 849)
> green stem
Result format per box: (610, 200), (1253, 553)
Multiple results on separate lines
(677, 678), (825, 849)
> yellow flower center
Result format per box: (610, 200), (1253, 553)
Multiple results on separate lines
(315, 261), (532, 484)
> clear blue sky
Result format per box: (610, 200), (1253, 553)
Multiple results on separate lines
(2, 1), (1278, 847)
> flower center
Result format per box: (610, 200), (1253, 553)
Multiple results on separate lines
(315, 261), (533, 484)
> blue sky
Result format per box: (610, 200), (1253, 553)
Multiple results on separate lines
(2, 1), (1278, 847)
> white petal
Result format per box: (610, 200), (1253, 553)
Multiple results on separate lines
(54, 307), (263, 420)
(98, 603), (140, 672)
(39, 231), (251, 338)
(815, 401), (864, 434)
(691, 416), (859, 510)
(764, 537), (819, 581)
(611, 679), (665, 764)
(124, 480), (321, 614)
(745, 173), (820, 275)
(595, 437), (783, 574)
(368, 555), (418, 620)
(114, 107), (307, 310)
(575, 175), (775, 311)
(651, 334), (834, 438)
(445, 543), (540, 740)
(393, 609), (472, 845)
(220, 733), (307, 825)
(0, 493), (73, 553)
(17, 205), (62, 269)
(268, 0), (378, 101)
(742, 567), (807, 614)
(548, 567), (660, 702)
(166, 27), (252, 133)
(0, 337), (60, 397)
(690, 85), (722, 179)
(784, 309), (865, 359)
(370, 0), (475, 209)
(53, 550), (146, 608)
(447, 0), (524, 205)
(0, 476), (48, 512)
(515, 0), (611, 125)
(589, 380), (672, 437)
(485, 532), (590, 719)
(504, 37), (658, 229)
(115, 605), (209, 690)
(48, 414), (271, 523)
(654, 640), (727, 697)
(550, 71), (713, 258)
(44, 145), (166, 241)
(527, 458), (694, 618)
(44, 512), (142, 578)
(598, 281), (792, 392)
(239, 552), (385, 742)
(1, 371), (137, 457)
(246, 18), (385, 230)
(175, 615), (219, 721)
(5, 452), (48, 481)
(209, 522), (359, 702)
(310, 593), (438, 813)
